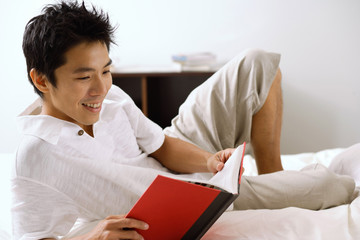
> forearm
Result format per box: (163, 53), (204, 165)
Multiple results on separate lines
(150, 135), (212, 173)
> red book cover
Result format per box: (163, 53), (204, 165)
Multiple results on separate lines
(126, 143), (246, 239)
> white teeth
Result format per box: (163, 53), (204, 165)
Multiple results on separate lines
(82, 103), (101, 108)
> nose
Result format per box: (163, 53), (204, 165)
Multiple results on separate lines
(89, 73), (111, 97)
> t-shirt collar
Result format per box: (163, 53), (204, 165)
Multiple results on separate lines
(17, 115), (68, 145)
(17, 98), (89, 145)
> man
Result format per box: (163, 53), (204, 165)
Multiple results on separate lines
(12, 1), (355, 240)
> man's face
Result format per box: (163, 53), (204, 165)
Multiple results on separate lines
(43, 41), (112, 132)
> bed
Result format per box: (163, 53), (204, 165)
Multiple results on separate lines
(1, 145), (359, 240)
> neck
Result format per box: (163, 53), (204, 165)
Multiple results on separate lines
(83, 125), (94, 137)
(40, 100), (95, 137)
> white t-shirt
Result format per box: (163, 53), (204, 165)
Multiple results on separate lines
(12, 85), (167, 240)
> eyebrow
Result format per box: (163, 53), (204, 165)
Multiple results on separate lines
(72, 59), (112, 74)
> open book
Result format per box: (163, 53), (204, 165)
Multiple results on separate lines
(126, 143), (246, 240)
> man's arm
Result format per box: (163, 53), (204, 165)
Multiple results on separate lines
(150, 135), (234, 174)
(40, 215), (148, 240)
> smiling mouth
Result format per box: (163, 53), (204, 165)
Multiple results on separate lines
(82, 102), (101, 108)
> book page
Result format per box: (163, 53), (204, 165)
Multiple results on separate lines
(207, 144), (245, 194)
(163, 143), (245, 194)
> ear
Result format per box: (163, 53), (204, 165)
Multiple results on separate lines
(30, 68), (51, 94)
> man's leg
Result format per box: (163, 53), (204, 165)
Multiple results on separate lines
(234, 163), (355, 210)
(251, 69), (283, 174)
(164, 49), (282, 172)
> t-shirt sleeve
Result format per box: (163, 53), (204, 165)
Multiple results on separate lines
(109, 85), (165, 154)
(11, 178), (79, 240)
(132, 108), (165, 154)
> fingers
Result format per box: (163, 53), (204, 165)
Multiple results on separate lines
(115, 229), (145, 240)
(221, 148), (235, 161)
(106, 215), (149, 231)
(217, 148), (235, 163)
(102, 228), (144, 240)
(98, 215), (149, 240)
(119, 218), (149, 231)
(216, 161), (225, 172)
(209, 148), (235, 173)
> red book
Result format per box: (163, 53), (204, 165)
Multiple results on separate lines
(126, 143), (246, 240)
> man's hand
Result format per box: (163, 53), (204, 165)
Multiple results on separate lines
(207, 148), (235, 174)
(83, 215), (149, 240)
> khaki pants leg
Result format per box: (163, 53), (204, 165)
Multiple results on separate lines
(164, 48), (281, 154)
(234, 163), (355, 210)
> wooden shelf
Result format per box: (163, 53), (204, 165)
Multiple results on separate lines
(112, 71), (215, 128)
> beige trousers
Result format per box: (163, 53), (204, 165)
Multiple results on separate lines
(164, 49), (355, 210)
(164, 48), (280, 154)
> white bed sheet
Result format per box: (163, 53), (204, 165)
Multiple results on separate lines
(1, 148), (359, 240)
(203, 148), (360, 240)
(0, 153), (12, 240)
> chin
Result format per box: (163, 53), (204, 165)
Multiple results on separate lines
(88, 117), (100, 125)
(79, 116), (100, 126)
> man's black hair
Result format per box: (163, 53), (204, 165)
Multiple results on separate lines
(22, 1), (116, 97)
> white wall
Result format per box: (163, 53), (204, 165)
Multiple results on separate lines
(1, 0), (359, 154)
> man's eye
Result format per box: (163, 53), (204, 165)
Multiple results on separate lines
(77, 76), (90, 80)
(103, 70), (111, 74)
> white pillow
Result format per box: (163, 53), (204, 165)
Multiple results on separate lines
(329, 143), (360, 186)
